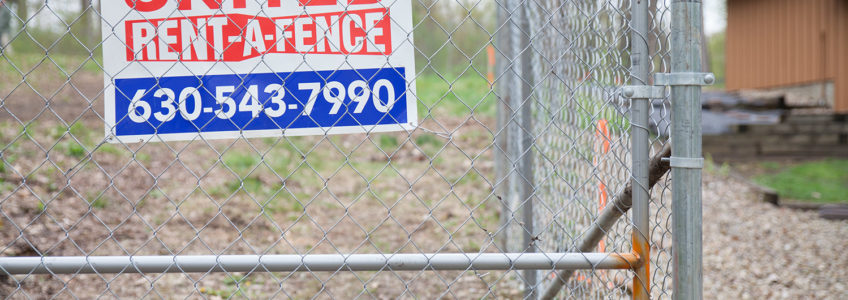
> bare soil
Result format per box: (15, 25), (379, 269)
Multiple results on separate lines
(0, 71), (522, 298)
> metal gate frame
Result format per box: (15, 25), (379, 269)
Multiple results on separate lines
(0, 1), (707, 299)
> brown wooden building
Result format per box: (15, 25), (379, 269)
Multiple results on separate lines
(726, 0), (848, 112)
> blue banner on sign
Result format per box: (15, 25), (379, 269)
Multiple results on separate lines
(113, 67), (408, 136)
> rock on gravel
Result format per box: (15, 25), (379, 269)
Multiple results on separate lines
(703, 173), (848, 299)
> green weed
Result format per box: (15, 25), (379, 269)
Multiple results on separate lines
(199, 273), (252, 299)
(415, 133), (444, 149)
(415, 133), (445, 160)
(97, 144), (124, 156)
(134, 152), (151, 163)
(464, 240), (481, 252)
(703, 155), (730, 177)
(227, 176), (263, 194)
(65, 143), (86, 158)
(378, 134), (399, 149)
(350, 160), (394, 181)
(87, 193), (108, 209)
(222, 152), (260, 176)
(455, 169), (481, 187)
(207, 185), (230, 199)
(261, 193), (304, 216)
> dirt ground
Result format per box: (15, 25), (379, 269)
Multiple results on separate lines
(0, 71), (526, 298)
(1, 65), (846, 299)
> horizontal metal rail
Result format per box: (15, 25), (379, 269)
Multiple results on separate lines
(0, 253), (640, 275)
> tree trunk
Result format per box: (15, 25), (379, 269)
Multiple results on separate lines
(14, 0), (27, 22)
(79, 0), (91, 45)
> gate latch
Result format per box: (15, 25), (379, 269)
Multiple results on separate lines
(624, 72), (714, 171)
(621, 72), (714, 99)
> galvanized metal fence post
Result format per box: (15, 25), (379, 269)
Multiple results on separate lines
(630, 0), (652, 299)
(515, 0), (537, 295)
(671, 0), (704, 299)
(494, 0), (513, 251)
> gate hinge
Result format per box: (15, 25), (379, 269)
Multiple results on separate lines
(621, 85), (665, 99)
(654, 72), (715, 86)
(621, 72), (714, 99)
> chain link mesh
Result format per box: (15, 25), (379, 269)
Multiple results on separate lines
(0, 0), (673, 298)
(495, 0), (674, 298)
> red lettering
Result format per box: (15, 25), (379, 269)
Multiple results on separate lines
(127, 0), (377, 11)
(298, 0), (336, 6)
(178, 0), (246, 10)
(124, 0), (167, 12)
(348, 0), (381, 4)
(124, 9), (392, 62)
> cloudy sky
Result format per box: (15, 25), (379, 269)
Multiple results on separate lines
(704, 0), (727, 35)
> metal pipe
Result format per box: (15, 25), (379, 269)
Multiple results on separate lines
(540, 145), (672, 300)
(629, 0), (652, 299)
(670, 1), (704, 299)
(512, 0), (537, 296)
(0, 253), (640, 275)
(493, 0), (512, 251)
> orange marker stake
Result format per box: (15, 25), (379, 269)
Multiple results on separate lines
(595, 119), (611, 287)
(486, 45), (495, 87)
(594, 119), (610, 252)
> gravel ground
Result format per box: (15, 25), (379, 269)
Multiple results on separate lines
(703, 171), (848, 299)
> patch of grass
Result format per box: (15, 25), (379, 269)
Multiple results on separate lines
(415, 73), (495, 117)
(140, 189), (164, 208)
(0, 181), (14, 195)
(350, 160), (394, 181)
(65, 143), (87, 158)
(267, 143), (298, 173)
(415, 133), (444, 148)
(378, 134), (399, 149)
(207, 185), (230, 199)
(87, 193), (108, 209)
(754, 160), (848, 203)
(222, 152), (260, 176)
(456, 169), (481, 186)
(261, 194), (304, 216)
(704, 155), (730, 177)
(134, 152), (151, 163)
(97, 144), (124, 156)
(227, 176), (265, 195)
(19, 123), (37, 139)
(464, 240), (481, 252)
(200, 273), (252, 299)
(415, 133), (445, 159)
(0, 51), (101, 76)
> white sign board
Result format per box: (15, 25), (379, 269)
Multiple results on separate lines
(101, 0), (417, 143)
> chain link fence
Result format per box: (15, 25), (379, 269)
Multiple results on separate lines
(496, 0), (676, 298)
(0, 0), (698, 298)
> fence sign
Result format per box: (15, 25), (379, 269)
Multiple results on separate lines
(101, 0), (417, 143)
